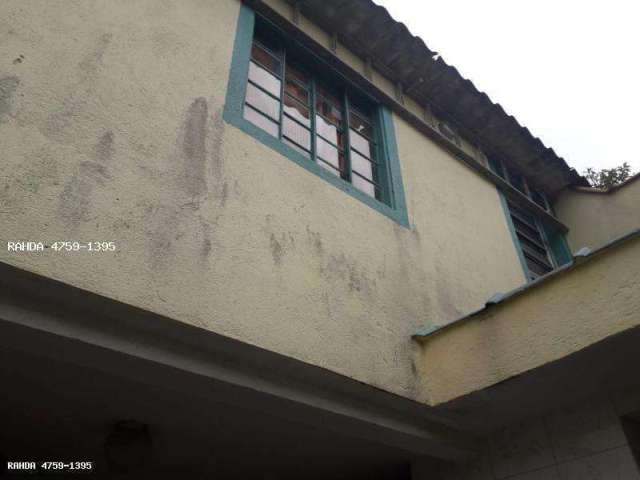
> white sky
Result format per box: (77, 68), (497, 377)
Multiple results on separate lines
(373, 0), (640, 174)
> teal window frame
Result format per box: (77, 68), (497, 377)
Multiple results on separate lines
(500, 195), (561, 281)
(492, 155), (573, 281)
(490, 179), (573, 282)
(489, 157), (553, 213)
(223, 4), (409, 228)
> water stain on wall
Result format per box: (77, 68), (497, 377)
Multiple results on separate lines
(270, 233), (284, 265)
(0, 76), (19, 121)
(93, 130), (114, 163)
(78, 33), (113, 76)
(306, 226), (324, 256)
(1, 147), (59, 215)
(150, 99), (228, 268)
(59, 131), (114, 225)
(321, 252), (376, 295)
(180, 97), (208, 199)
(39, 32), (112, 144)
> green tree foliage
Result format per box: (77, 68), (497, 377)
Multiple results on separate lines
(583, 162), (633, 189)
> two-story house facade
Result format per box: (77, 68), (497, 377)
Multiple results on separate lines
(1, 0), (639, 478)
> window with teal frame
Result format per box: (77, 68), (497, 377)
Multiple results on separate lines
(223, 4), (409, 227)
(491, 156), (573, 280)
(506, 200), (557, 281)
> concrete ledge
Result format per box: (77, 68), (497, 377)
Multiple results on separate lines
(414, 229), (640, 405)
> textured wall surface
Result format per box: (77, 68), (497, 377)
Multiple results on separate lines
(555, 180), (640, 252)
(0, 0), (525, 404)
(419, 235), (640, 405)
(414, 396), (640, 479)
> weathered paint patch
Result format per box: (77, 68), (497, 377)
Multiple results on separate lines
(59, 131), (114, 224)
(59, 162), (110, 224)
(201, 233), (213, 258)
(306, 226), (324, 256)
(38, 33), (112, 144)
(0, 76), (19, 121)
(321, 253), (376, 295)
(1, 147), (60, 215)
(180, 97), (208, 198)
(78, 33), (112, 75)
(93, 131), (114, 164)
(270, 233), (284, 265)
(199, 214), (220, 260)
(148, 102), (227, 270)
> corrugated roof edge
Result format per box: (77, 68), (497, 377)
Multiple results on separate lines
(366, 0), (588, 186)
(289, 0), (589, 189)
(412, 227), (640, 340)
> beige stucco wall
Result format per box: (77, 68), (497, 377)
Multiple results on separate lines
(0, 0), (525, 404)
(419, 235), (640, 405)
(555, 179), (640, 252)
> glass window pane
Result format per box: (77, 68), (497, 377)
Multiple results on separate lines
(285, 79), (309, 105)
(317, 137), (343, 172)
(283, 117), (311, 151)
(245, 83), (280, 120)
(512, 218), (545, 246)
(489, 158), (505, 178)
(531, 189), (547, 209)
(349, 129), (372, 158)
(319, 158), (342, 177)
(507, 168), (527, 193)
(316, 115), (341, 145)
(243, 105), (278, 137)
(349, 111), (373, 139)
(316, 93), (342, 128)
(353, 174), (375, 198)
(316, 84), (341, 104)
(351, 149), (374, 180)
(518, 234), (551, 262)
(284, 96), (310, 126)
(284, 138), (310, 159)
(249, 61), (281, 98)
(286, 63), (309, 87)
(525, 255), (552, 277)
(509, 203), (537, 228)
(251, 43), (281, 76)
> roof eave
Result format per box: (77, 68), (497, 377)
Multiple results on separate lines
(287, 0), (589, 192)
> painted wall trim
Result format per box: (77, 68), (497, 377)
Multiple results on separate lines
(223, 4), (409, 228)
(379, 107), (409, 225)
